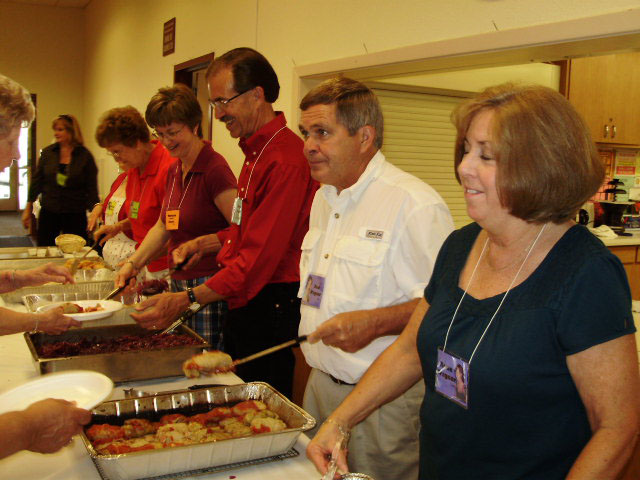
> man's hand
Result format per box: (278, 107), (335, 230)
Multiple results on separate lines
(307, 310), (379, 353)
(130, 291), (190, 330)
(171, 238), (202, 271)
(22, 399), (92, 454)
(94, 224), (120, 246)
(36, 309), (82, 335)
(19, 262), (75, 288)
(307, 420), (349, 478)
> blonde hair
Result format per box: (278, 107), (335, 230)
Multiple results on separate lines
(452, 83), (603, 223)
(52, 114), (84, 145)
(0, 74), (35, 139)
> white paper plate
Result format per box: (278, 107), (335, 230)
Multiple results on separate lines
(37, 299), (123, 320)
(0, 370), (113, 414)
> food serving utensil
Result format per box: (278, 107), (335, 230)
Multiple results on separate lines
(159, 302), (206, 335)
(230, 335), (308, 368)
(103, 257), (190, 302)
(69, 236), (102, 276)
(322, 427), (347, 480)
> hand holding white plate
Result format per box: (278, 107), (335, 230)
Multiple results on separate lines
(0, 370), (113, 415)
(37, 299), (123, 321)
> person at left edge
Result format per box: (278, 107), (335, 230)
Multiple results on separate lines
(22, 114), (99, 246)
(94, 106), (174, 278)
(125, 48), (318, 399)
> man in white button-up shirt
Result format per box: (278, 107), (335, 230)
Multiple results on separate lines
(298, 77), (454, 480)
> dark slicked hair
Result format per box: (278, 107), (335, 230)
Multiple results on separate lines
(206, 47), (280, 103)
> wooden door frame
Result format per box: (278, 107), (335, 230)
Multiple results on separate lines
(174, 52), (215, 141)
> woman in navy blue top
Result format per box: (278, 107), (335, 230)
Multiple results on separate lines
(306, 83), (640, 480)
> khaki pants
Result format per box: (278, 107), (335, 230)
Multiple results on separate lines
(303, 368), (424, 480)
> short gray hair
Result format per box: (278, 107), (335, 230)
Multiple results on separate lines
(300, 77), (383, 149)
(0, 75), (35, 139)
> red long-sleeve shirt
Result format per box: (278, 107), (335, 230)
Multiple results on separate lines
(206, 112), (318, 309)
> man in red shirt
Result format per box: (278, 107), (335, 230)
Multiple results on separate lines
(131, 48), (317, 399)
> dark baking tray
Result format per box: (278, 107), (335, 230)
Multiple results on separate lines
(23, 323), (209, 383)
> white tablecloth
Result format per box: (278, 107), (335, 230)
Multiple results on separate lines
(0, 332), (319, 479)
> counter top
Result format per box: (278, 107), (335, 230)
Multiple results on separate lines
(0, 331), (319, 479)
(601, 235), (640, 247)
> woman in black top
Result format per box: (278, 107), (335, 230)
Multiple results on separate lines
(22, 114), (99, 246)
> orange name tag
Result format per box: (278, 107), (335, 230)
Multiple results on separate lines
(166, 210), (180, 230)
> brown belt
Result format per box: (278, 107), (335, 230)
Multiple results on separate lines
(328, 373), (356, 386)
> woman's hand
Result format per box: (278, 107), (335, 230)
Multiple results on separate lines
(115, 260), (138, 289)
(87, 204), (103, 232)
(94, 224), (120, 246)
(35, 309), (82, 335)
(19, 263), (75, 288)
(21, 208), (32, 230)
(307, 419), (349, 478)
(22, 399), (92, 454)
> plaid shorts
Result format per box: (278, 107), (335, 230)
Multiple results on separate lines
(171, 276), (227, 350)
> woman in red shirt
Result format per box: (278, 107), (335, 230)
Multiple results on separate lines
(94, 106), (175, 279)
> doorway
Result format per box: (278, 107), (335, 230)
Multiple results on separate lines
(174, 53), (214, 141)
(0, 94), (36, 212)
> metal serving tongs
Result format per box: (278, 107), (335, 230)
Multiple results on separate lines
(322, 425), (347, 480)
(103, 256), (191, 302)
(69, 235), (103, 276)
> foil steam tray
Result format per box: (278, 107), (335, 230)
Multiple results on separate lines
(0, 279), (113, 305)
(23, 323), (209, 383)
(82, 382), (316, 480)
(20, 281), (115, 310)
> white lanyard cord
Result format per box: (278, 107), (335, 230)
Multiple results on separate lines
(166, 162), (195, 211)
(240, 125), (286, 201)
(443, 223), (547, 364)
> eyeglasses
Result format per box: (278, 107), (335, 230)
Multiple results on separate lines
(152, 124), (186, 140)
(106, 151), (121, 159)
(209, 89), (251, 110)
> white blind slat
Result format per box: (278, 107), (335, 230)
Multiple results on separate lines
(374, 87), (471, 228)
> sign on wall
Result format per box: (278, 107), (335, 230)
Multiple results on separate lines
(163, 18), (175, 56)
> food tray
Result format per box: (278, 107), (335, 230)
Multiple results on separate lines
(0, 279), (113, 305)
(23, 323), (209, 383)
(90, 448), (299, 480)
(0, 246), (61, 260)
(20, 281), (115, 310)
(82, 383), (315, 480)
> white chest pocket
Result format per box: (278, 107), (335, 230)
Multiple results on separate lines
(298, 227), (322, 298)
(329, 234), (390, 310)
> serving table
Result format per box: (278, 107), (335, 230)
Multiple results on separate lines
(0, 331), (319, 479)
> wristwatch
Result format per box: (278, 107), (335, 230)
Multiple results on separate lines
(185, 287), (200, 311)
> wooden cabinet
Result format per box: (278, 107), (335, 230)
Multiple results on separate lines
(568, 52), (640, 145)
(608, 245), (640, 299)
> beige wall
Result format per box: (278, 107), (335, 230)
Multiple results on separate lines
(0, 2), (85, 160)
(2, 0), (640, 197)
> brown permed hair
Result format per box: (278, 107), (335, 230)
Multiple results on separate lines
(95, 106), (150, 148)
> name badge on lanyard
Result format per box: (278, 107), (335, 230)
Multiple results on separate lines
(56, 172), (68, 187)
(301, 274), (325, 308)
(130, 201), (140, 219)
(106, 200), (116, 217)
(231, 197), (243, 226)
(166, 209), (180, 230)
(435, 347), (470, 409)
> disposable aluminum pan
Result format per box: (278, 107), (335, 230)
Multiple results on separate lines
(0, 279), (114, 305)
(81, 382), (316, 480)
(23, 323), (208, 383)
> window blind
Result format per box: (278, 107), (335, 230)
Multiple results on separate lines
(373, 86), (471, 228)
